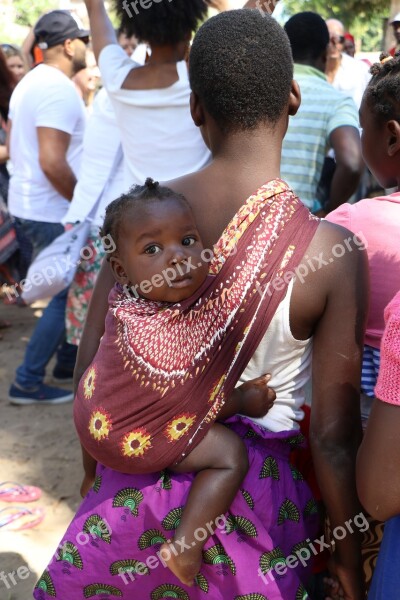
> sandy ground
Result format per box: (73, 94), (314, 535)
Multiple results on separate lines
(0, 299), (82, 600)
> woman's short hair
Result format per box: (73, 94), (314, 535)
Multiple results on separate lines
(189, 9), (293, 133)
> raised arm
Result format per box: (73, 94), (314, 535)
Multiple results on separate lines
(243, 0), (279, 12)
(310, 223), (369, 599)
(83, 0), (117, 63)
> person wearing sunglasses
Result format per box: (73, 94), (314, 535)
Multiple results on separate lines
(325, 18), (370, 108)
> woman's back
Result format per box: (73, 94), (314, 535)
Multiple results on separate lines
(99, 45), (211, 187)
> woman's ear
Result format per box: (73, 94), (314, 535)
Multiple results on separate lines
(387, 120), (400, 157)
(109, 256), (129, 285)
(190, 91), (205, 127)
(288, 79), (301, 117)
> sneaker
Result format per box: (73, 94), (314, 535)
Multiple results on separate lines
(52, 365), (74, 384)
(9, 383), (74, 406)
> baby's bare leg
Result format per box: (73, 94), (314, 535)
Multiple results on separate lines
(160, 423), (248, 586)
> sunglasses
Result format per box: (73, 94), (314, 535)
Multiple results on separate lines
(330, 35), (345, 45)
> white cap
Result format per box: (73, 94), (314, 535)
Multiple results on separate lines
(390, 12), (400, 24)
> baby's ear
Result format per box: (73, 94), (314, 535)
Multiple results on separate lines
(387, 120), (400, 157)
(109, 256), (129, 285)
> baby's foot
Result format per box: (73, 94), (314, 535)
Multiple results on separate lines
(160, 541), (201, 587)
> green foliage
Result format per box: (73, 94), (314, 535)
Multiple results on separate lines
(13, 0), (55, 27)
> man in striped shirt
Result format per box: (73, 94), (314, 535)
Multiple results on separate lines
(281, 12), (363, 214)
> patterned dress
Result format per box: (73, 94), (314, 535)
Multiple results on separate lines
(34, 419), (319, 600)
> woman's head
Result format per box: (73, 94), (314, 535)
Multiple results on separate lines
(189, 9), (294, 135)
(360, 52), (400, 188)
(101, 178), (208, 303)
(117, 27), (138, 57)
(113, 0), (208, 45)
(0, 47), (16, 120)
(1, 44), (26, 83)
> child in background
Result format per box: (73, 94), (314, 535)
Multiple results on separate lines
(74, 178), (276, 586)
(327, 52), (400, 421)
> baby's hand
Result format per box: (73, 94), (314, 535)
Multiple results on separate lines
(237, 374), (276, 418)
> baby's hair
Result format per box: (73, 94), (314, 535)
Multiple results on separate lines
(100, 178), (189, 255)
(364, 52), (400, 122)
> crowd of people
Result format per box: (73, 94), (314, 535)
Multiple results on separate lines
(0, 1), (400, 599)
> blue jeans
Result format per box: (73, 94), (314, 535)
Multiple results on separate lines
(14, 218), (77, 388)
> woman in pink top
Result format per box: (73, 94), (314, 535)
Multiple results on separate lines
(357, 289), (400, 598)
(327, 53), (400, 405)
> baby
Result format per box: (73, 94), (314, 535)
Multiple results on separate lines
(74, 178), (275, 586)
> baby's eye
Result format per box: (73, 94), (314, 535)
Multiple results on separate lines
(144, 245), (161, 255)
(182, 236), (196, 247)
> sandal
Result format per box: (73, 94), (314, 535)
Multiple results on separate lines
(0, 481), (42, 503)
(0, 506), (45, 530)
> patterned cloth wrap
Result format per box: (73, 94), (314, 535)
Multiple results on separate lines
(66, 227), (105, 346)
(74, 180), (319, 474)
(34, 181), (321, 600)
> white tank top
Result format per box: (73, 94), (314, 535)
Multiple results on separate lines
(237, 278), (312, 432)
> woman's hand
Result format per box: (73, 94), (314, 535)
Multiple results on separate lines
(324, 555), (366, 600)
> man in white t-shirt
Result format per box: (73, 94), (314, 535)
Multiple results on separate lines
(8, 10), (88, 405)
(325, 18), (371, 108)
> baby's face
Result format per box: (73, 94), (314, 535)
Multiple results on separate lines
(111, 197), (209, 303)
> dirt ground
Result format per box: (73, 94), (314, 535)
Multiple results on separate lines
(0, 299), (82, 600)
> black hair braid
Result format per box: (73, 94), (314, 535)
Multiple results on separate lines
(100, 179), (188, 255)
(365, 52), (400, 122)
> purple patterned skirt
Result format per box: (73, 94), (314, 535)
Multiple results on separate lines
(33, 417), (319, 600)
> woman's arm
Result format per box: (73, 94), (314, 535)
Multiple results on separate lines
(84, 0), (117, 63)
(357, 400), (400, 522)
(0, 145), (8, 163)
(310, 227), (369, 599)
(21, 27), (35, 69)
(73, 259), (115, 393)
